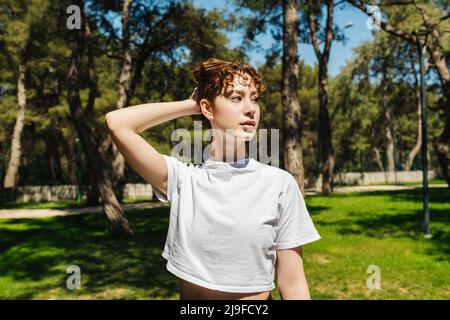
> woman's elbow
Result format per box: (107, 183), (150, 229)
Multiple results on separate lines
(105, 111), (120, 132)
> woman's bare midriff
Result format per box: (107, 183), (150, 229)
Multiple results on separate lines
(179, 279), (272, 300)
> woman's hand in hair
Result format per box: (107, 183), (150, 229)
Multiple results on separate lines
(188, 87), (202, 115)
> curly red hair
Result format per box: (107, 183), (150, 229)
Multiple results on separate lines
(191, 58), (267, 106)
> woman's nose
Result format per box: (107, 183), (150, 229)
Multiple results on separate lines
(244, 99), (256, 116)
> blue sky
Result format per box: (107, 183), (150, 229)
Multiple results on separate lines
(192, 0), (376, 76)
(104, 0), (376, 77)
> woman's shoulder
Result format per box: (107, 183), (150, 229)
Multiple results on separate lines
(251, 160), (293, 180)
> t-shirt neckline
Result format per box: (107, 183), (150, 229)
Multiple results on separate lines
(203, 157), (257, 170)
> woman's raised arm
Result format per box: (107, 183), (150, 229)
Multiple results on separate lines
(104, 98), (201, 197)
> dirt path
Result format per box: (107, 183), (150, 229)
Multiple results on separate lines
(304, 184), (447, 195)
(0, 184), (446, 219)
(0, 202), (169, 219)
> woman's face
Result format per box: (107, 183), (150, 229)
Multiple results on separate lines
(202, 73), (260, 141)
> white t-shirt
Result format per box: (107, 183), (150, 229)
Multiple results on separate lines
(153, 155), (321, 293)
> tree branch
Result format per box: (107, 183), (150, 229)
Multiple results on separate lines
(412, 0), (432, 27)
(323, 0), (334, 60)
(438, 11), (450, 24)
(375, 1), (414, 7)
(305, 5), (322, 60)
(346, 0), (417, 44)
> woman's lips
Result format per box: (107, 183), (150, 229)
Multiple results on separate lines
(240, 120), (256, 126)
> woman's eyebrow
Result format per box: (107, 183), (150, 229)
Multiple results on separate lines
(229, 89), (258, 96)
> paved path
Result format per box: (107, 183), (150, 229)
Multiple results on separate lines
(304, 183), (447, 195)
(0, 184), (446, 219)
(0, 202), (169, 219)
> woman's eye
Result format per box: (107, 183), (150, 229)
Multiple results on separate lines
(231, 96), (259, 103)
(231, 96), (258, 103)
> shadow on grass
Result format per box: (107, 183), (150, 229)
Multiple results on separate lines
(0, 198), (158, 210)
(337, 207), (449, 260)
(314, 188), (450, 262)
(332, 187), (450, 204)
(0, 206), (178, 299)
(0, 200), (87, 210)
(1, 188), (448, 299)
(304, 205), (330, 216)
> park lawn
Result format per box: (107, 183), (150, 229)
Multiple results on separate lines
(306, 188), (449, 299)
(0, 197), (153, 210)
(334, 179), (447, 187)
(0, 188), (448, 299)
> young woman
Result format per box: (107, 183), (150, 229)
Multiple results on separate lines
(105, 58), (321, 300)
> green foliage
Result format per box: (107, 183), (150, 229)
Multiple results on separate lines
(0, 0), (447, 184)
(328, 26), (443, 173)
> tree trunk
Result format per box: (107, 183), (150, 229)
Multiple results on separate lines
(99, 134), (112, 159)
(430, 47), (450, 185)
(86, 177), (100, 205)
(305, 0), (335, 195)
(67, 7), (133, 236)
(405, 51), (422, 171)
(432, 114), (450, 185)
(282, 0), (305, 193)
(112, 0), (133, 203)
(405, 87), (422, 172)
(381, 61), (395, 172)
(429, 41), (450, 185)
(306, 137), (319, 189)
(4, 61), (26, 188)
(83, 15), (97, 125)
(373, 147), (385, 172)
(385, 124), (395, 172)
(59, 132), (78, 184)
(318, 58), (335, 195)
(45, 131), (64, 184)
(81, 7), (101, 205)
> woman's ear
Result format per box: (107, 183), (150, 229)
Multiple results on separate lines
(200, 99), (214, 120)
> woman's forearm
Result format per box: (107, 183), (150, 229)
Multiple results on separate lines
(279, 271), (312, 300)
(105, 98), (200, 133)
(279, 281), (311, 300)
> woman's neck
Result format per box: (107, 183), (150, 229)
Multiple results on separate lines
(209, 135), (248, 163)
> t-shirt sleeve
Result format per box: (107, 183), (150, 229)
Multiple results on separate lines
(153, 155), (190, 203)
(275, 172), (321, 250)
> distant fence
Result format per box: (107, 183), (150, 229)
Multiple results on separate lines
(0, 170), (438, 203)
(334, 170), (437, 186)
(0, 183), (153, 203)
(308, 170), (437, 190)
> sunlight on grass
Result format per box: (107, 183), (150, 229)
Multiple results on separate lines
(0, 188), (448, 299)
(0, 197), (154, 210)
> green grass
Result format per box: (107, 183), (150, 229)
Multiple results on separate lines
(306, 187), (449, 300)
(334, 179), (447, 187)
(0, 187), (448, 299)
(387, 179), (447, 186)
(0, 199), (88, 210)
(0, 197), (154, 210)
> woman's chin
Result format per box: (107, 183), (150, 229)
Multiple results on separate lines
(234, 128), (257, 141)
